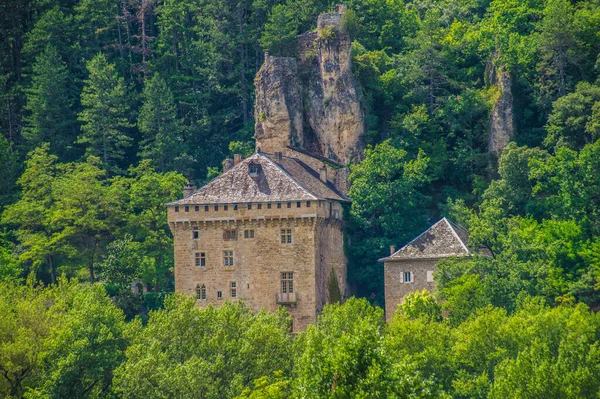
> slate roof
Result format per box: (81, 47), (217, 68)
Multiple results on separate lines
(168, 153), (349, 205)
(379, 218), (471, 261)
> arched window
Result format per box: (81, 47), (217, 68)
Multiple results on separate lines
(196, 284), (207, 300)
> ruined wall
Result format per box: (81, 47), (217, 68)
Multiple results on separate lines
(168, 199), (344, 332)
(384, 259), (436, 320)
(255, 9), (365, 165)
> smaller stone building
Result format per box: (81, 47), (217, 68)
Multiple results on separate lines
(380, 218), (472, 320)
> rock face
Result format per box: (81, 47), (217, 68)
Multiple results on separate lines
(254, 7), (365, 165)
(487, 59), (514, 154)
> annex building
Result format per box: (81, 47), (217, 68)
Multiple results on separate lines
(167, 150), (349, 331)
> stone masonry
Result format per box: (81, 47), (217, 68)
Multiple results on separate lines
(167, 152), (348, 332)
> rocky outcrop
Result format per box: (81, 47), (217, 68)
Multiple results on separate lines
(487, 58), (514, 154)
(254, 6), (365, 165)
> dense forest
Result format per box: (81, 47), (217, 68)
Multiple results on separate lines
(2, 0), (600, 396)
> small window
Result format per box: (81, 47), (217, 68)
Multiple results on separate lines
(234, 204), (238, 211)
(217, 291), (223, 299)
(333, 210), (340, 219)
(306, 201), (311, 207)
(223, 230), (237, 241)
(296, 201), (301, 208)
(258, 203), (262, 210)
(287, 202), (291, 208)
(231, 281), (237, 298)
(281, 272), (294, 293)
(193, 231), (199, 239)
(268, 203), (272, 209)
(281, 229), (292, 244)
(248, 163), (260, 176)
(224, 205), (229, 211)
(427, 270), (434, 282)
(403, 272), (412, 283)
(195, 252), (206, 267)
(248, 203), (252, 210)
(175, 206), (179, 212)
(244, 230), (255, 239)
(204, 205), (209, 212)
(185, 206), (190, 212)
(224, 251), (234, 267)
(195, 205), (199, 212)
(214, 205), (218, 211)
(197, 284), (206, 300)
(277, 203), (282, 209)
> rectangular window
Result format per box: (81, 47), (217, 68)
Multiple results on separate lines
(195, 252), (206, 267)
(277, 203), (282, 209)
(268, 203), (272, 209)
(217, 291), (223, 299)
(214, 205), (219, 211)
(224, 205), (228, 211)
(234, 204), (238, 211)
(175, 206), (179, 212)
(258, 203), (262, 210)
(244, 230), (255, 239)
(231, 281), (237, 298)
(185, 205), (190, 212)
(205, 205), (209, 212)
(296, 201), (301, 208)
(281, 229), (292, 244)
(403, 271), (412, 283)
(306, 201), (311, 207)
(223, 230), (237, 241)
(194, 205), (199, 212)
(223, 251), (234, 267)
(248, 203), (252, 210)
(281, 272), (294, 293)
(192, 231), (199, 239)
(427, 270), (434, 282)
(197, 284), (206, 300)
(287, 202), (291, 208)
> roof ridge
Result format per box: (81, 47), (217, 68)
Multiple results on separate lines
(442, 217), (469, 254)
(390, 218), (446, 257)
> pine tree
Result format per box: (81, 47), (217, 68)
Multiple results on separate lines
(23, 45), (77, 159)
(137, 73), (190, 173)
(77, 53), (132, 173)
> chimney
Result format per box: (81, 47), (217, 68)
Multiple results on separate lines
(274, 151), (283, 163)
(233, 154), (242, 166)
(222, 158), (234, 172)
(319, 166), (328, 183)
(390, 245), (396, 255)
(183, 181), (196, 198)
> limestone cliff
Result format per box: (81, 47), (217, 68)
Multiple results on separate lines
(254, 7), (365, 165)
(487, 58), (514, 154)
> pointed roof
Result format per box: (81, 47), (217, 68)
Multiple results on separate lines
(168, 153), (348, 205)
(380, 218), (471, 261)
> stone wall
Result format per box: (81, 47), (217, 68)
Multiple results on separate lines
(384, 259), (436, 320)
(168, 199), (344, 332)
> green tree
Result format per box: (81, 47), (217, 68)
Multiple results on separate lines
(23, 45), (78, 159)
(77, 53), (132, 173)
(138, 74), (190, 173)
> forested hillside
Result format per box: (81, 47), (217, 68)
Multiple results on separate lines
(2, 0), (600, 396)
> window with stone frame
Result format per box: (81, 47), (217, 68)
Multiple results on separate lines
(403, 271), (413, 283)
(217, 291), (223, 299)
(195, 205), (199, 212)
(185, 205), (190, 212)
(195, 252), (206, 267)
(427, 270), (434, 282)
(196, 284), (206, 300)
(192, 228), (199, 239)
(223, 251), (234, 267)
(280, 229), (292, 244)
(244, 229), (255, 239)
(281, 272), (294, 293)
(231, 281), (237, 298)
(223, 230), (237, 240)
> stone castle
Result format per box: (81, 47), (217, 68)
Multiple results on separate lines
(167, 7), (478, 329)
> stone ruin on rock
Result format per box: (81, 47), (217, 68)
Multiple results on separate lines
(254, 5), (365, 165)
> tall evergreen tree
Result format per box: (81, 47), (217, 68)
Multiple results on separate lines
(137, 74), (190, 173)
(23, 45), (77, 159)
(77, 53), (132, 173)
